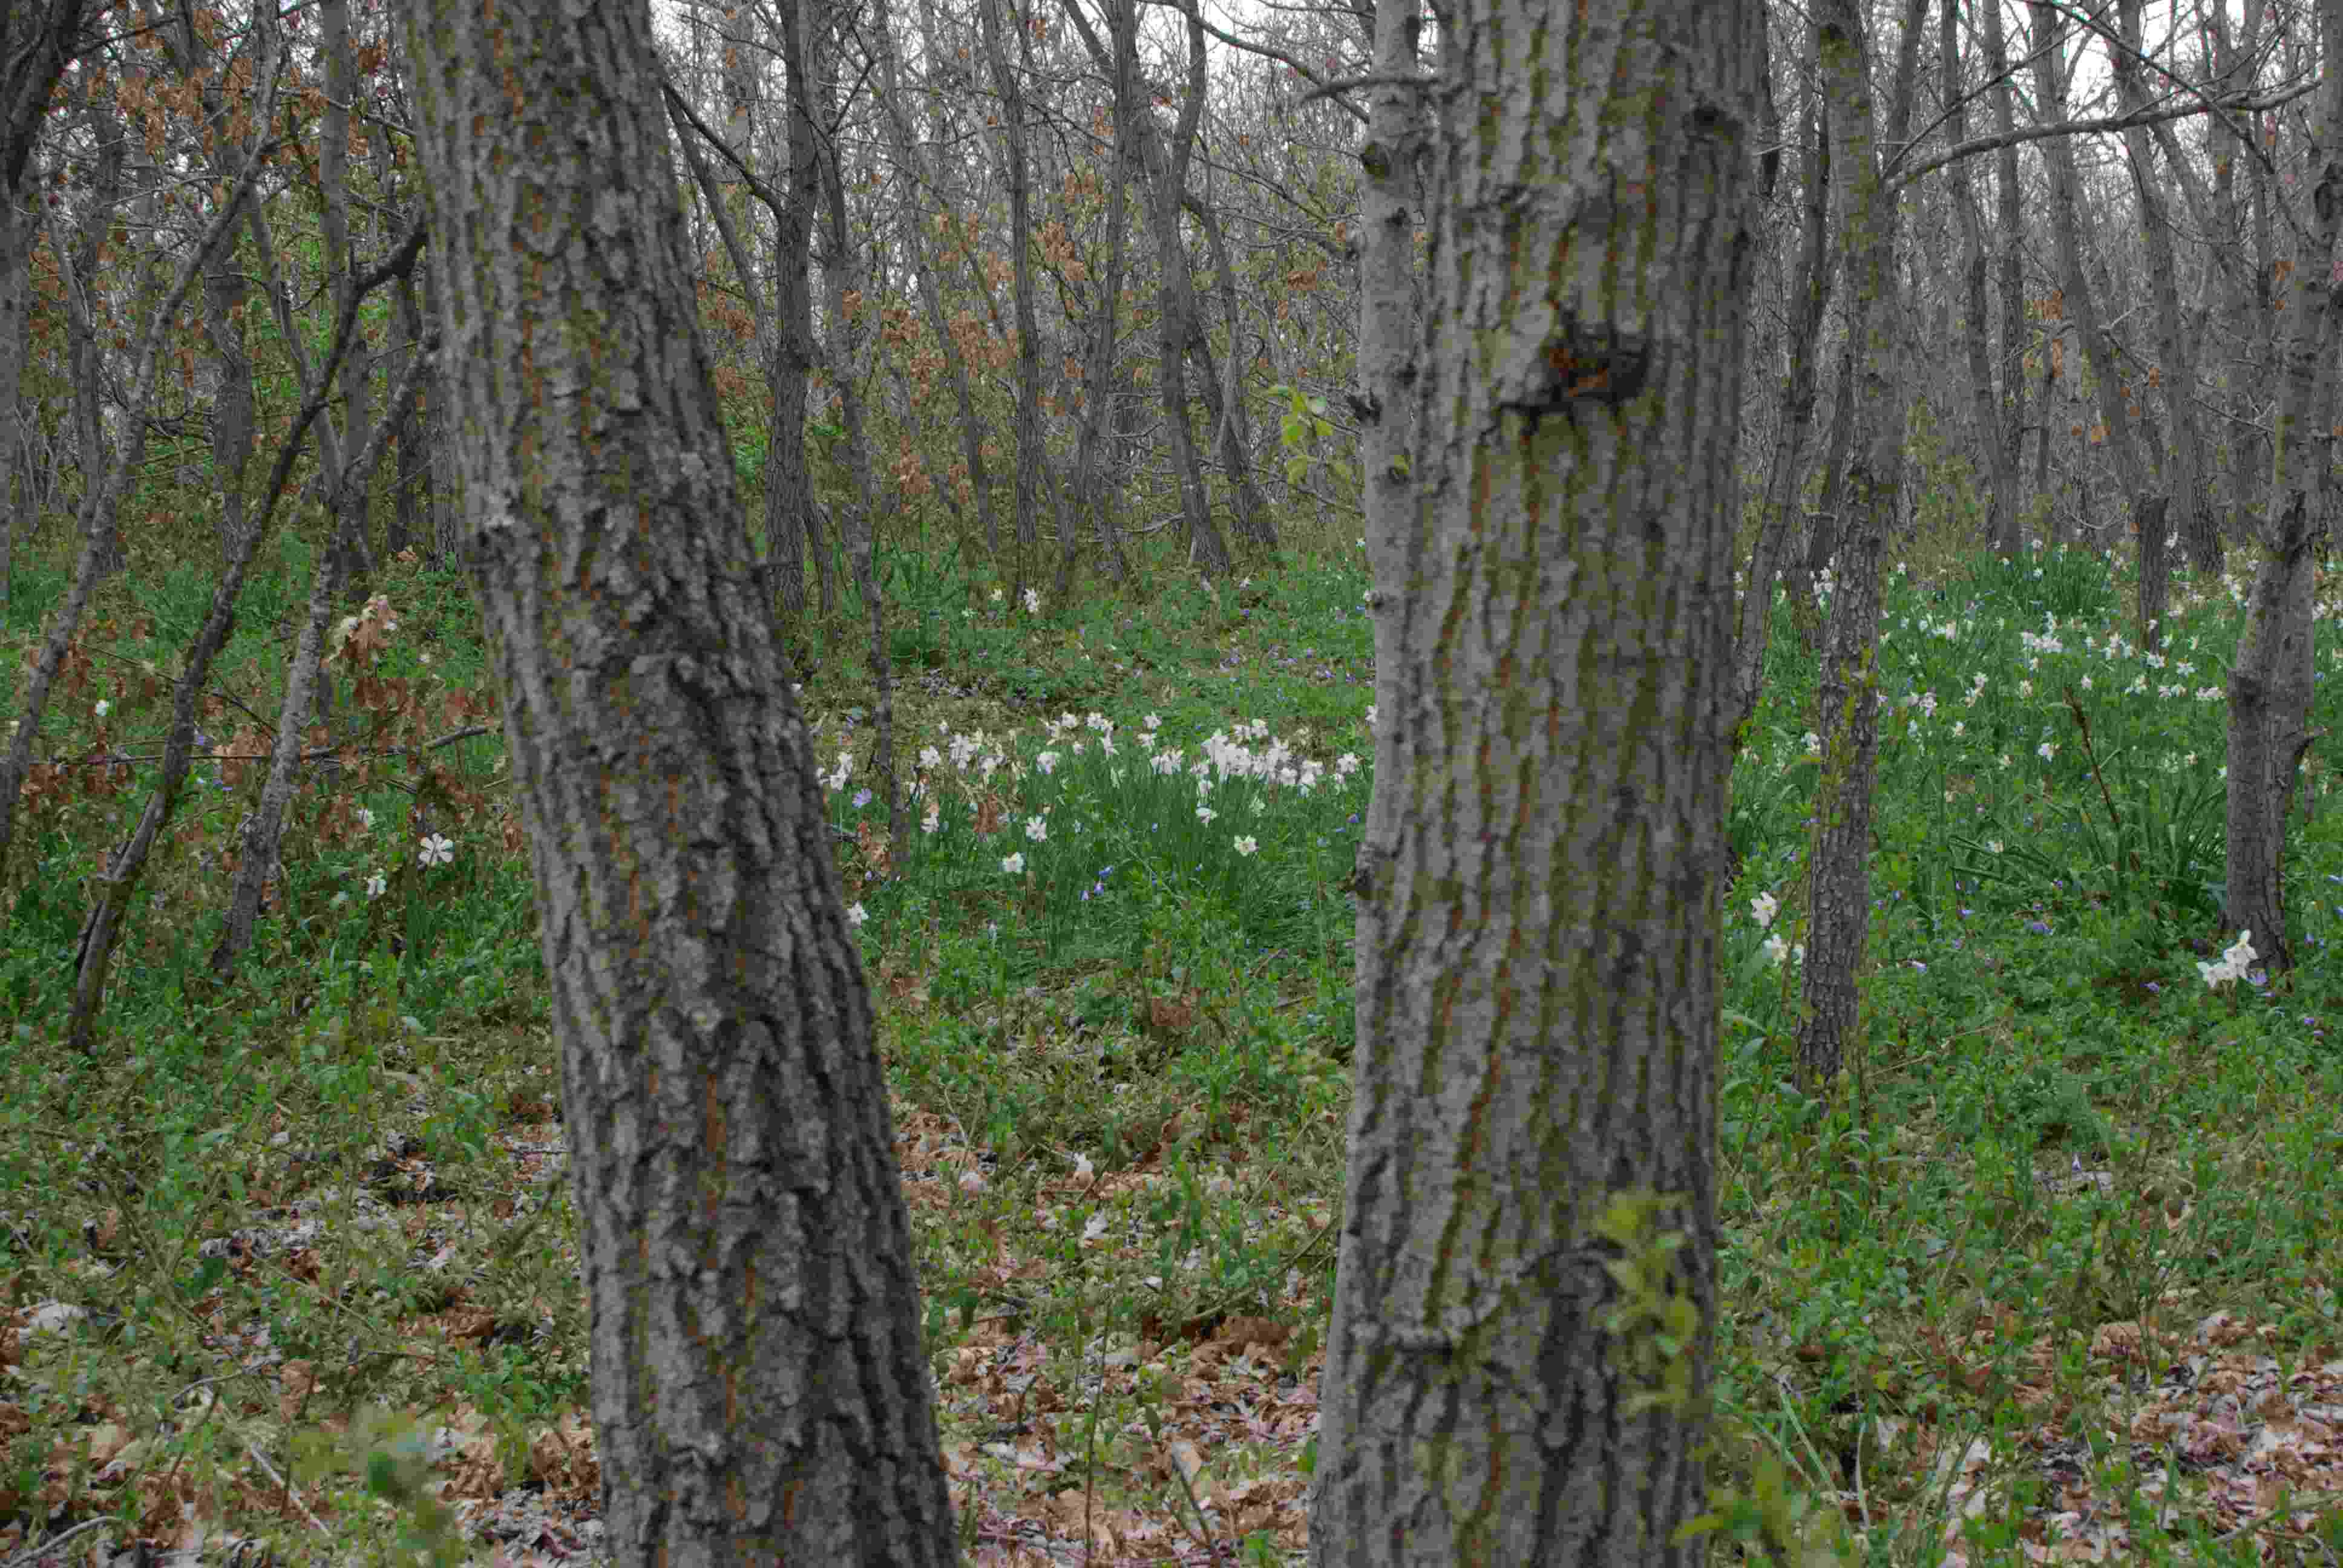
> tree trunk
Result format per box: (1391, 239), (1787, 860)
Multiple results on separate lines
(319, 0), (375, 586)
(869, 54), (1001, 571)
(1351, 0), (1422, 632)
(979, 0), (1046, 590)
(1729, 82), (1830, 751)
(212, 345), (430, 982)
(2224, 0), (2343, 977)
(1053, 0), (1136, 593)
(813, 27), (903, 859)
(1151, 0), (1229, 576)
(2114, 0), (2204, 648)
(1307, 0), (1761, 1558)
(1190, 191), (1275, 549)
(2031, 1), (2158, 633)
(2197, 0), (2247, 574)
(1795, 0), (1916, 1089)
(397, 1), (957, 1560)
(768, 0), (828, 626)
(0, 0), (91, 609)
(1982, 0), (2028, 558)
(1941, 0), (2015, 560)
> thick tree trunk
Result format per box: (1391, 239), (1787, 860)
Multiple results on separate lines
(398, 2), (957, 1561)
(2224, 0), (2343, 978)
(1306, 1), (1761, 1560)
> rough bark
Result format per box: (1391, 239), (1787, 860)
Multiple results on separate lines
(1306, 0), (1761, 1558)
(768, 0), (829, 624)
(398, 0), (957, 1560)
(1728, 83), (1830, 752)
(1795, 0), (1915, 1089)
(2114, 0), (2205, 647)
(2223, 0), (2343, 978)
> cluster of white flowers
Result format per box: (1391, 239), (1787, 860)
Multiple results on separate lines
(2197, 930), (2258, 991)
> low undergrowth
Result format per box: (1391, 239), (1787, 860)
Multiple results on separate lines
(4, 530), (2343, 1565)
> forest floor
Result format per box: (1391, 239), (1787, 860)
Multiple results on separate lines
(5, 525), (2343, 1566)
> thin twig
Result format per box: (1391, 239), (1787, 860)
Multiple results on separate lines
(241, 1438), (330, 1537)
(2, 1517), (116, 1568)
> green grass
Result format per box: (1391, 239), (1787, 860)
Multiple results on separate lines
(6, 522), (2343, 1565)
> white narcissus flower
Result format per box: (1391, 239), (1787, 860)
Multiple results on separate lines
(1001, 852), (1026, 875)
(1234, 835), (1259, 857)
(847, 903), (868, 927)
(1750, 891), (1777, 929)
(418, 833), (455, 867)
